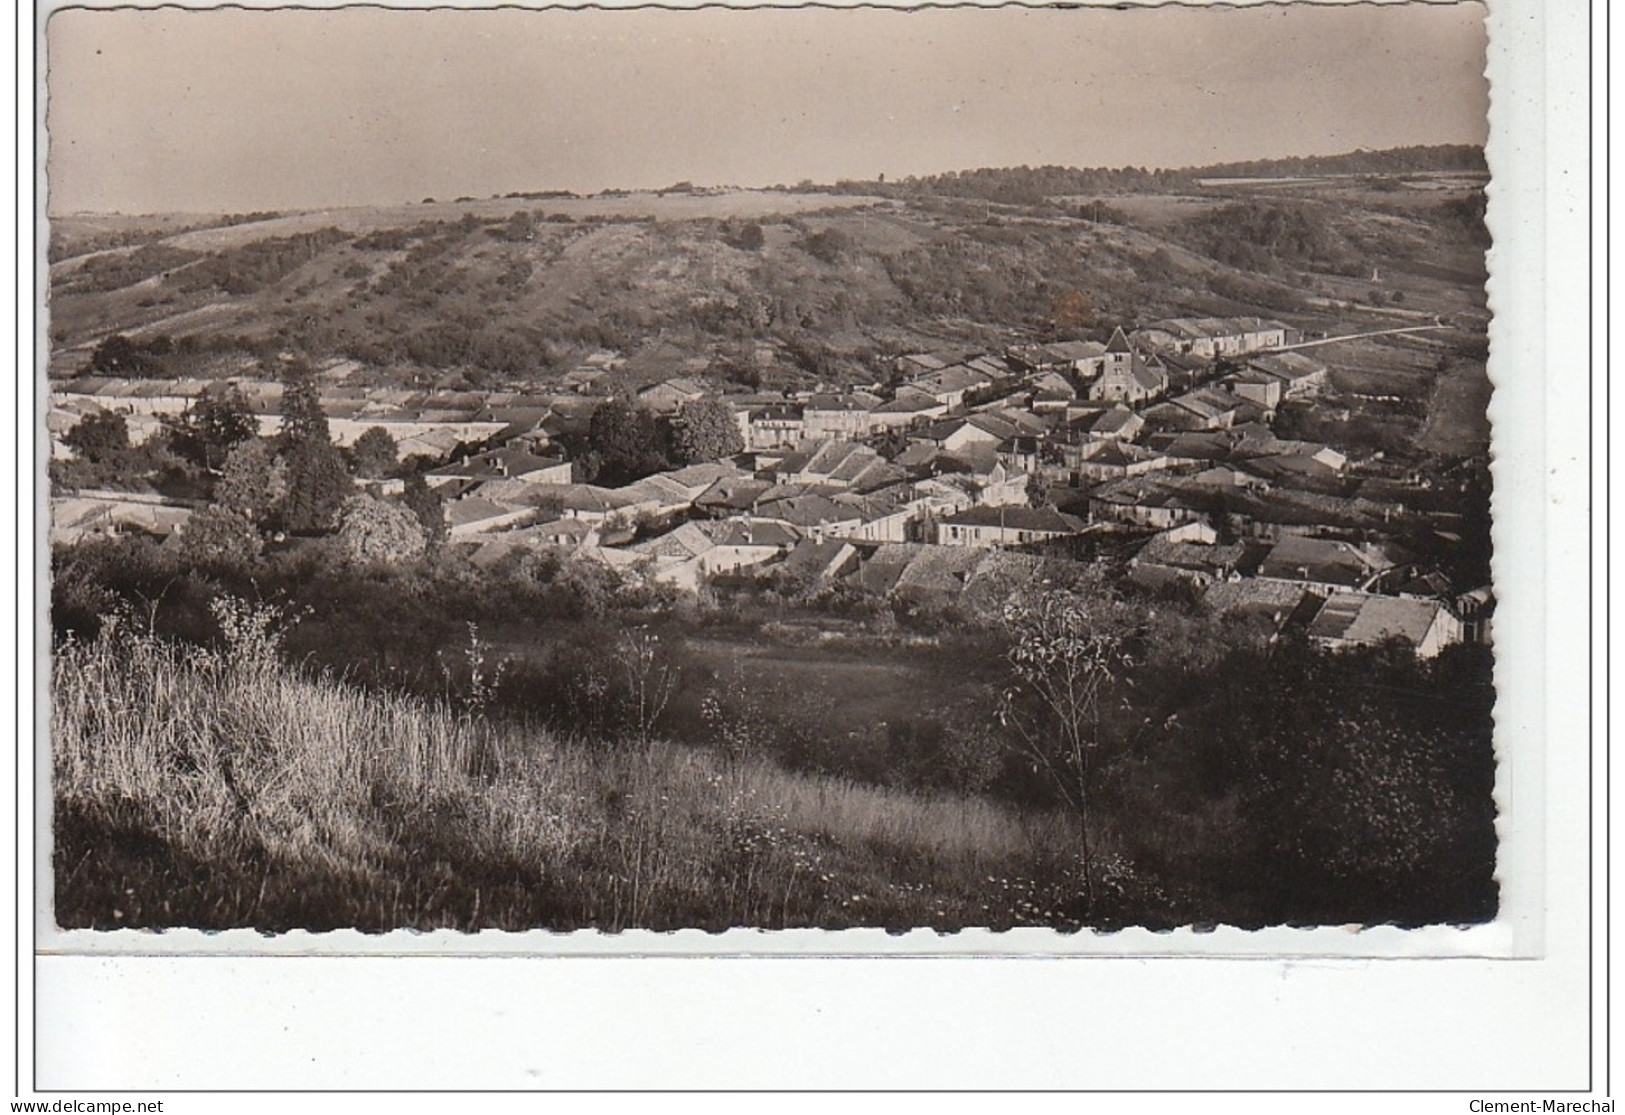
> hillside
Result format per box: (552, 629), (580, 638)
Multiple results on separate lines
(46, 159), (1488, 391)
(54, 607), (1098, 932)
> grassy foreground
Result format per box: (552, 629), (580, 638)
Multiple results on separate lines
(52, 618), (1100, 933)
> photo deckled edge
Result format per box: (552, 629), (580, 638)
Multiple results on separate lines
(32, 0), (1542, 963)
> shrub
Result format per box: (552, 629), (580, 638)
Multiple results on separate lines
(336, 494), (428, 567)
(162, 385), (258, 472)
(178, 506), (262, 568)
(63, 411), (130, 463)
(797, 227), (850, 264)
(350, 426), (399, 479)
(214, 438), (288, 527)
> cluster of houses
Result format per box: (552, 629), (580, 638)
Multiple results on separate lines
(48, 313), (1489, 658)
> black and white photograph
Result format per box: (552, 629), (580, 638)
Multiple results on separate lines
(41, 0), (1506, 941)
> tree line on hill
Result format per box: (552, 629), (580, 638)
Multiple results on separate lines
(1190, 144), (1488, 181)
(805, 145), (1485, 202)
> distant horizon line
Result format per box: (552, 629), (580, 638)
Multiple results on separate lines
(46, 142), (1489, 219)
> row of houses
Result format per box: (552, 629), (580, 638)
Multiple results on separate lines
(731, 329), (1332, 450)
(49, 311), (1482, 659)
(1130, 316), (1296, 359)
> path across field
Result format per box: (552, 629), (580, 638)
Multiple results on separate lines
(1274, 324), (1452, 352)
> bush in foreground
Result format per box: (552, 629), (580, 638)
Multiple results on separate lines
(53, 604), (1107, 932)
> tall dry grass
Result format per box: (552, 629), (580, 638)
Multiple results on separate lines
(52, 606), (1096, 932)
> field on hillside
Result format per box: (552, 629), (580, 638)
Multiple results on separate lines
(47, 170), (1490, 390)
(50, 191), (887, 263)
(1417, 358), (1493, 458)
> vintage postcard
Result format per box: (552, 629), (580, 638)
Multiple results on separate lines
(37, 0), (1533, 964)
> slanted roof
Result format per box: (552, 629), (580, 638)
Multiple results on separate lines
(1390, 569), (1456, 599)
(913, 365), (990, 395)
(753, 493), (861, 529)
(664, 461), (745, 491)
(874, 391), (944, 416)
(638, 376), (707, 399)
(1236, 455), (1341, 485)
(1090, 405), (1143, 437)
(776, 439), (900, 490)
(633, 521), (716, 560)
(1083, 441), (1161, 468)
(1257, 535), (1396, 587)
(899, 352), (950, 373)
(1142, 402), (1207, 433)
(1088, 476), (1215, 514)
(693, 475), (774, 513)
(1169, 392), (1233, 422)
(782, 538), (859, 579)
(894, 545), (983, 593)
(964, 354), (1013, 379)
(1132, 363), (1169, 392)
(432, 448), (569, 480)
(445, 498), (524, 529)
(1249, 352), (1327, 382)
(804, 393), (877, 413)
(1044, 340), (1109, 363)
(747, 402), (804, 422)
(703, 518), (801, 549)
(1200, 579), (1315, 630)
(1226, 369), (1281, 388)
(1029, 371), (1076, 397)
(1308, 593), (1444, 649)
(933, 444), (1004, 478)
(1105, 326), (1132, 354)
(966, 414), (1020, 441)
(852, 543), (929, 595)
(893, 442), (942, 470)
(1133, 535), (1246, 574)
(521, 483), (636, 514)
(522, 518), (592, 543)
(616, 473), (696, 507)
(919, 417), (984, 444)
(986, 408), (1050, 437)
(778, 438), (859, 476)
(832, 487), (914, 523)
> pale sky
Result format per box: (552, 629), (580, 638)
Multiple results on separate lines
(45, 2), (1490, 215)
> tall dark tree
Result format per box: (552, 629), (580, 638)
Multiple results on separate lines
(280, 438), (352, 533)
(276, 360), (350, 532)
(402, 473), (447, 544)
(278, 360), (331, 447)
